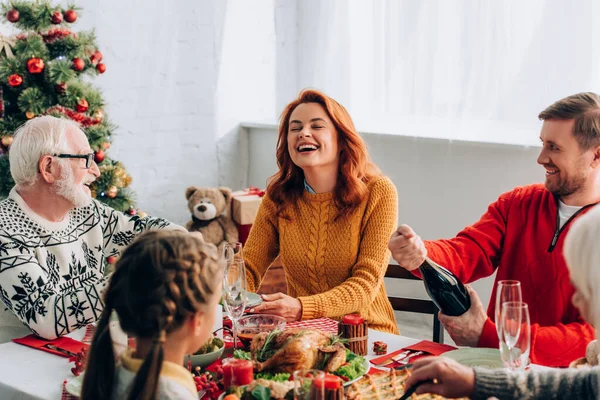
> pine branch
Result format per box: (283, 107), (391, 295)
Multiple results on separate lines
(2, 1), (68, 32)
(47, 58), (75, 84)
(18, 86), (47, 114)
(13, 34), (49, 60)
(0, 56), (25, 82)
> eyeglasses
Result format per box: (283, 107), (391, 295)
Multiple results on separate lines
(53, 153), (95, 169)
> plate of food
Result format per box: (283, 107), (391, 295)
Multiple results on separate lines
(443, 348), (504, 369)
(234, 328), (369, 387)
(187, 335), (225, 368)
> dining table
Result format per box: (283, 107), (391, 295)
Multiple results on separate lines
(0, 323), (426, 399)
(0, 319), (551, 399)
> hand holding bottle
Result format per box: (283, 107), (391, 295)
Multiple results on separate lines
(438, 285), (487, 347)
(388, 224), (427, 271)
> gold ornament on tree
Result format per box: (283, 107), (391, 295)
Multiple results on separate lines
(25, 111), (35, 119)
(107, 185), (118, 198)
(1, 136), (13, 147)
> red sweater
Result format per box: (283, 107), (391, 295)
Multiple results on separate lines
(425, 184), (596, 367)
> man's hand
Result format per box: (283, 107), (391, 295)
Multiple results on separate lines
(388, 224), (427, 271)
(438, 285), (487, 347)
(405, 356), (475, 398)
(248, 293), (302, 322)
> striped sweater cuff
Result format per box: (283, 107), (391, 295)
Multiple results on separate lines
(472, 368), (513, 400)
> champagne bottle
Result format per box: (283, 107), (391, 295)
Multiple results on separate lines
(420, 257), (471, 316)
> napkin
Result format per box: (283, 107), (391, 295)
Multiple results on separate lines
(13, 334), (88, 358)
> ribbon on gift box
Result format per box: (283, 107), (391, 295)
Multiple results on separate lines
(238, 186), (265, 197)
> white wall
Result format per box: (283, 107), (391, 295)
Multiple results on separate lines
(244, 124), (544, 339)
(75, 0), (279, 225)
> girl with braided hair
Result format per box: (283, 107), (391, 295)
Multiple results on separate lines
(81, 230), (222, 400)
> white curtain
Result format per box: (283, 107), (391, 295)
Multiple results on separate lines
(296, 0), (600, 144)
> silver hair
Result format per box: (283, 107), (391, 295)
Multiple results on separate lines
(9, 116), (82, 187)
(563, 204), (600, 338)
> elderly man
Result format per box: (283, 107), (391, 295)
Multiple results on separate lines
(0, 116), (182, 341)
(389, 92), (600, 367)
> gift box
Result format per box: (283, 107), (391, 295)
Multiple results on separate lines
(231, 187), (264, 225)
(232, 187), (264, 244)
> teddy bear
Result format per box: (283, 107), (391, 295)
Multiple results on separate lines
(185, 186), (239, 251)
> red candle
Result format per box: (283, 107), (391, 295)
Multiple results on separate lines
(313, 373), (342, 390)
(342, 314), (364, 325)
(222, 359), (254, 388)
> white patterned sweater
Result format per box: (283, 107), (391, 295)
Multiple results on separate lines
(0, 188), (180, 341)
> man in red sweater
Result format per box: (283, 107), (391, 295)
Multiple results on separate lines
(388, 92), (600, 367)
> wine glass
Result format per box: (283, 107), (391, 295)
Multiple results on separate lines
(495, 280), (522, 339)
(499, 301), (530, 371)
(223, 241), (244, 265)
(222, 257), (247, 350)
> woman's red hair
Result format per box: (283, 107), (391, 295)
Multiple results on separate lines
(267, 89), (381, 219)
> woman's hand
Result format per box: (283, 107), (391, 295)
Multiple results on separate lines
(248, 293), (302, 321)
(404, 356), (475, 398)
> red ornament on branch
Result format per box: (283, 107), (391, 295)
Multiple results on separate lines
(27, 58), (45, 74)
(6, 9), (19, 23)
(51, 11), (63, 24)
(72, 57), (84, 71)
(64, 9), (77, 23)
(8, 74), (23, 87)
(94, 51), (103, 62)
(55, 82), (67, 93)
(94, 149), (105, 163)
(96, 63), (106, 74)
(76, 98), (88, 113)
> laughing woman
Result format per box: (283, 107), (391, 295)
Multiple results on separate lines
(243, 89), (399, 334)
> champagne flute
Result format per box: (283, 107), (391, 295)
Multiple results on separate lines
(495, 280), (522, 339)
(500, 301), (530, 371)
(222, 258), (247, 350)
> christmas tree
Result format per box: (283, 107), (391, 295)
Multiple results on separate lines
(0, 0), (138, 214)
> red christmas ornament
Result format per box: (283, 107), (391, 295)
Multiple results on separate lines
(64, 9), (77, 23)
(55, 82), (67, 93)
(127, 208), (137, 216)
(106, 255), (117, 265)
(8, 74), (23, 87)
(6, 9), (19, 23)
(27, 58), (45, 74)
(96, 63), (106, 74)
(76, 98), (88, 113)
(72, 57), (85, 71)
(94, 51), (103, 62)
(94, 149), (105, 163)
(51, 11), (63, 24)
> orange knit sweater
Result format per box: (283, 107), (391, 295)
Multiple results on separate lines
(244, 176), (399, 334)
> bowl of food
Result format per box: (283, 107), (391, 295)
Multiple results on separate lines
(188, 335), (225, 368)
(236, 314), (286, 348)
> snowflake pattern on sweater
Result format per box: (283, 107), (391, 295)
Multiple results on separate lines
(0, 189), (177, 339)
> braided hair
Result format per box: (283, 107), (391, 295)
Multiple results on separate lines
(81, 230), (222, 400)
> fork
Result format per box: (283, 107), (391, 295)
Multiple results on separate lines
(380, 351), (410, 366)
(397, 351), (424, 365)
(197, 389), (207, 399)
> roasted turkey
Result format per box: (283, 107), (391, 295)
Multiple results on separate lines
(250, 329), (347, 374)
